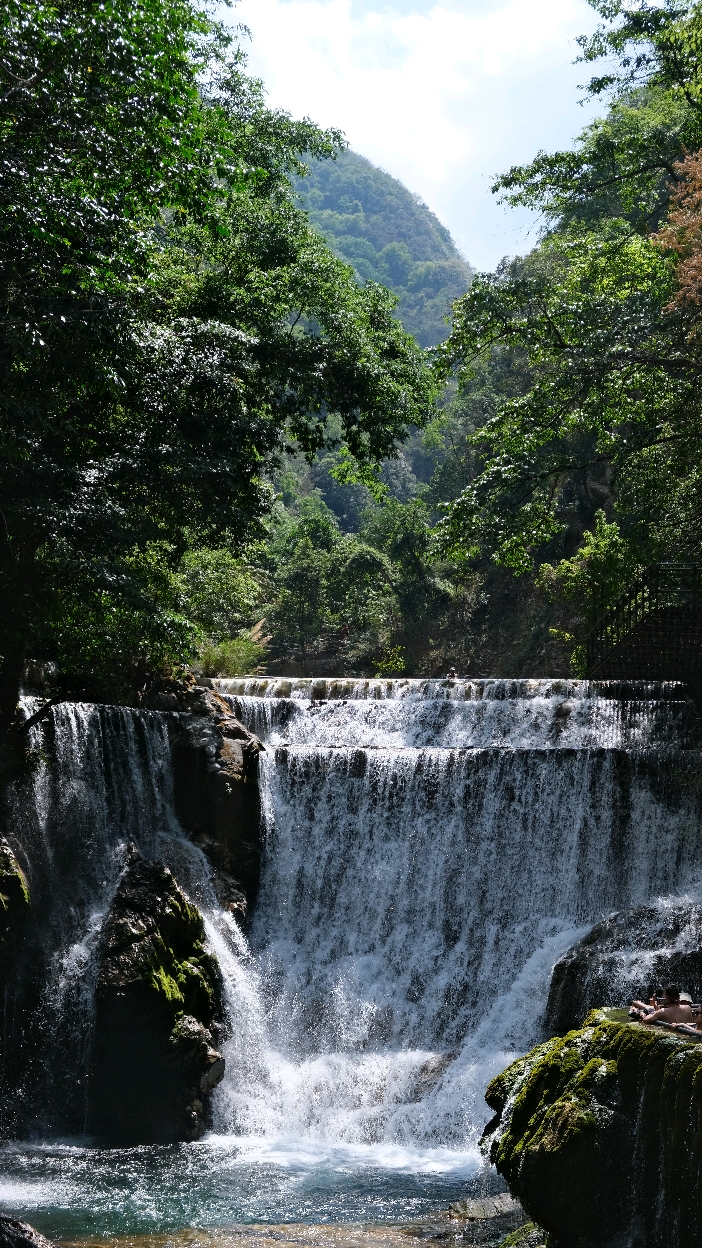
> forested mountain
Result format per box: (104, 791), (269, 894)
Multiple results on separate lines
(296, 150), (473, 346)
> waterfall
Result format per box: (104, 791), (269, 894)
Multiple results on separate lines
(209, 679), (702, 1158)
(1, 702), (219, 1137)
(2, 680), (701, 1171)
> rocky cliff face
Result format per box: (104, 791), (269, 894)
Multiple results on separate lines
(89, 849), (225, 1144)
(483, 1011), (702, 1248)
(0, 836), (29, 986)
(145, 677), (263, 921)
(547, 902), (702, 1034)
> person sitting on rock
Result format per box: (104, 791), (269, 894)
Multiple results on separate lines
(670, 1003), (702, 1036)
(637, 984), (693, 1026)
(630, 989), (662, 1018)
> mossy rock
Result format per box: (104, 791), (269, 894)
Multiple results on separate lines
(498, 1226), (547, 1248)
(484, 1012), (702, 1248)
(88, 849), (224, 1143)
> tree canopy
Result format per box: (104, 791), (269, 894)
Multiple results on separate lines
(0, 0), (434, 717)
(433, 0), (702, 647)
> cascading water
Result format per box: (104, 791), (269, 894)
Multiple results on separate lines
(209, 679), (702, 1160)
(0, 701), (222, 1137)
(1, 679), (702, 1240)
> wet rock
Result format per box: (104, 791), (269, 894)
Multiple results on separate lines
(89, 848), (224, 1144)
(496, 1228), (547, 1248)
(0, 1215), (56, 1248)
(449, 1192), (526, 1244)
(547, 900), (702, 1034)
(483, 1010), (702, 1248)
(409, 1053), (455, 1101)
(144, 676), (264, 919)
(450, 1193), (522, 1221)
(0, 836), (30, 982)
(208, 866), (248, 923)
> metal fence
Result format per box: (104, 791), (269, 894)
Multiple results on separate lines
(586, 564), (702, 676)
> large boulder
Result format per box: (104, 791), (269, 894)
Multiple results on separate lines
(547, 901), (702, 1034)
(483, 1012), (702, 1248)
(89, 849), (224, 1144)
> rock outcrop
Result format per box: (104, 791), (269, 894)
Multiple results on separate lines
(89, 849), (224, 1144)
(449, 1192), (526, 1243)
(483, 1011), (702, 1248)
(0, 1216), (56, 1248)
(547, 901), (702, 1034)
(144, 676), (263, 921)
(0, 836), (29, 984)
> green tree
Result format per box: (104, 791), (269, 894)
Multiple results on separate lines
(432, 2), (702, 612)
(179, 549), (265, 642)
(537, 511), (641, 670)
(0, 0), (434, 726)
(360, 498), (453, 632)
(268, 525), (335, 669)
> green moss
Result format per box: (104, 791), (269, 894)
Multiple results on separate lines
(142, 935), (217, 1026)
(486, 1043), (555, 1113)
(485, 1018), (702, 1248)
(0, 839), (29, 911)
(148, 962), (185, 1005)
(498, 1225), (547, 1248)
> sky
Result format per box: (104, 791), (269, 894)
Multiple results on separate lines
(221, 0), (605, 270)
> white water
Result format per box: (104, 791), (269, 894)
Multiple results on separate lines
(208, 679), (702, 1167)
(3, 681), (702, 1204)
(220, 678), (699, 750)
(2, 702), (223, 1135)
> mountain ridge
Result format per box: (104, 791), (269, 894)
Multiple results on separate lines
(296, 149), (473, 347)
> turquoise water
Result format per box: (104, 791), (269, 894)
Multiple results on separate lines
(0, 1139), (492, 1241)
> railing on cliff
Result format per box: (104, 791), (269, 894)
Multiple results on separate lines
(586, 564), (702, 677)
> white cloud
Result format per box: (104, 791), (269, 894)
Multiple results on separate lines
(224, 0), (602, 267)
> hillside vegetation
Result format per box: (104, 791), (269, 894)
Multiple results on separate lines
(12, 0), (702, 700)
(296, 150), (473, 346)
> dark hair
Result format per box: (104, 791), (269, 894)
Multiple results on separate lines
(664, 984), (681, 1003)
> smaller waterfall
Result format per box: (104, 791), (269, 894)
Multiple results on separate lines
(1, 702), (226, 1136)
(220, 677), (700, 750)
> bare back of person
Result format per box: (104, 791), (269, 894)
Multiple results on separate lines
(641, 985), (693, 1026)
(645, 1001), (694, 1025)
